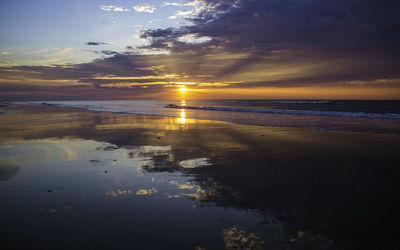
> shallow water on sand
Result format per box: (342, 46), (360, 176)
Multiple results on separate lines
(12, 100), (400, 134)
(1, 105), (400, 249)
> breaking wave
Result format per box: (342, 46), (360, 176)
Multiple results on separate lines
(165, 104), (400, 120)
(272, 100), (332, 104)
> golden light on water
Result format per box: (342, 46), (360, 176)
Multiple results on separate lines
(178, 109), (186, 124)
(178, 100), (186, 124)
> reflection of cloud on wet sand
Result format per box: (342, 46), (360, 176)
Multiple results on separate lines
(139, 155), (212, 174)
(0, 163), (20, 181)
(105, 189), (132, 197)
(0, 138), (100, 166)
(167, 180), (219, 201)
(136, 187), (157, 196)
(222, 227), (264, 250)
(169, 180), (195, 190)
(179, 158), (211, 169)
(182, 187), (217, 201)
(129, 145), (171, 158)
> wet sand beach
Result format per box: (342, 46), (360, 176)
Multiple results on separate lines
(1, 105), (399, 250)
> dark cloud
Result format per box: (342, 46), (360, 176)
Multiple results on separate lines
(86, 42), (107, 46)
(180, 0), (400, 53)
(0, 53), (169, 86)
(99, 50), (119, 56)
(141, 0), (400, 81)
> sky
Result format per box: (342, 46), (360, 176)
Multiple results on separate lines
(0, 0), (399, 100)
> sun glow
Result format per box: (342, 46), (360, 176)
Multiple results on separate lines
(178, 87), (187, 93)
(174, 82), (196, 85)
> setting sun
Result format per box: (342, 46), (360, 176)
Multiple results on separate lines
(178, 87), (187, 93)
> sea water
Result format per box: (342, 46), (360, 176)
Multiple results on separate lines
(11, 99), (400, 134)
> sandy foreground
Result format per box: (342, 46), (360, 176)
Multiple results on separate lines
(1, 104), (399, 250)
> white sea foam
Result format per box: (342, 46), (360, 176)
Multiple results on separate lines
(165, 104), (400, 119)
(273, 100), (332, 104)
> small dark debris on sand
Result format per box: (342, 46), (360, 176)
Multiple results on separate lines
(103, 145), (119, 151)
(95, 145), (119, 151)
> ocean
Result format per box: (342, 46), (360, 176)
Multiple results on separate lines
(11, 99), (400, 134)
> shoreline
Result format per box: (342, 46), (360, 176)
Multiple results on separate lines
(2, 102), (400, 135)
